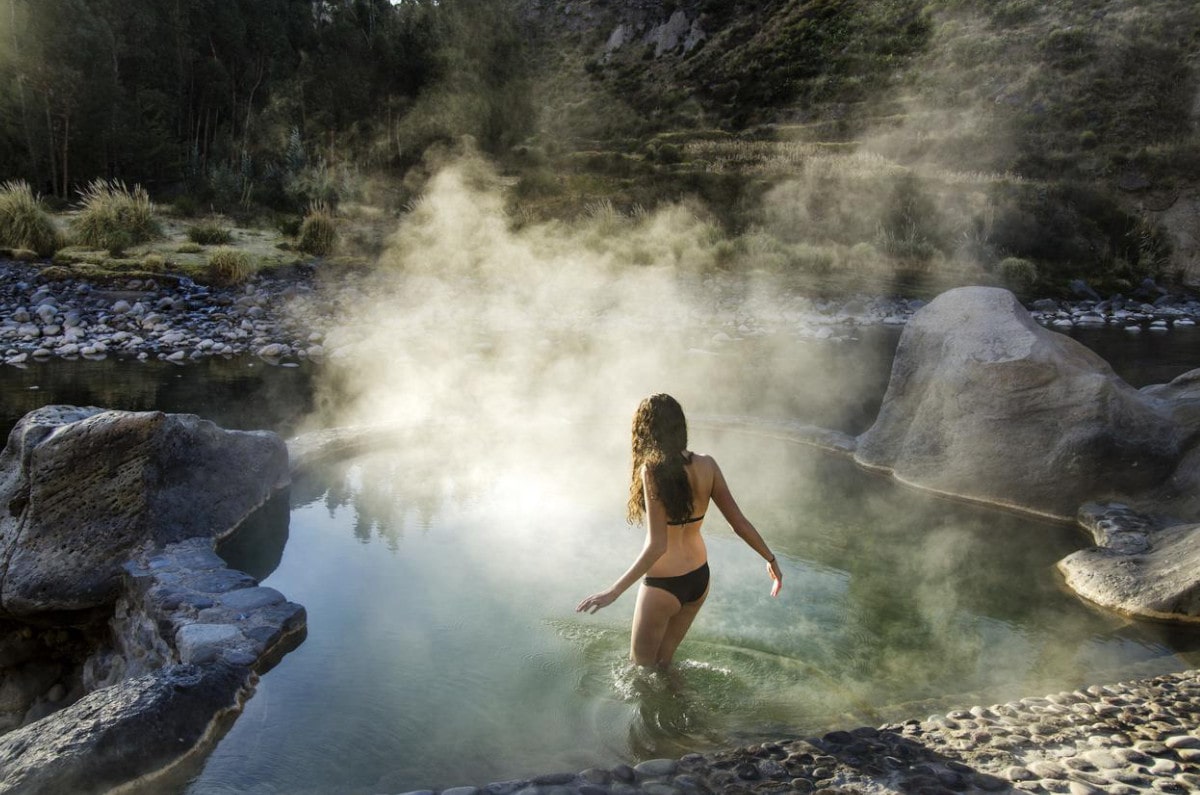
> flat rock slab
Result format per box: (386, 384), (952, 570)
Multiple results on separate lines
(122, 538), (306, 673)
(1060, 520), (1200, 620)
(0, 662), (250, 795)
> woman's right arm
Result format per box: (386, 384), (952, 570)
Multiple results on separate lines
(576, 467), (669, 614)
(710, 458), (782, 597)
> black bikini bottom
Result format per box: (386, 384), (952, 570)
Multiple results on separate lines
(644, 562), (710, 604)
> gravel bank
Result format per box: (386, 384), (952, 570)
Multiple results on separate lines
(5, 261), (1200, 369)
(403, 668), (1200, 795)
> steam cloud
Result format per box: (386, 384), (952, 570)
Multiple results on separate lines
(299, 152), (877, 446)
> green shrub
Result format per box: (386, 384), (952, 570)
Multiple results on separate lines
(276, 215), (302, 238)
(207, 248), (253, 286)
(298, 202), (338, 256)
(187, 221), (232, 246)
(176, 242), (203, 254)
(998, 257), (1038, 294)
(142, 254), (166, 271)
(173, 195), (201, 217)
(0, 181), (62, 256)
(73, 180), (161, 251)
(1079, 130), (1098, 150)
(790, 243), (836, 274)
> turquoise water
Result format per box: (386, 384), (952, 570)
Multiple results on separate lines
(189, 423), (1200, 794)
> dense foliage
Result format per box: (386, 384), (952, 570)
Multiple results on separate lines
(0, 0), (529, 208)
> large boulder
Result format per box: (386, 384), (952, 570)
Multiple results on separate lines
(855, 287), (1185, 519)
(0, 406), (289, 616)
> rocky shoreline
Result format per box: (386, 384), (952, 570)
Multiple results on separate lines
(4, 260), (1200, 367)
(395, 668), (1200, 795)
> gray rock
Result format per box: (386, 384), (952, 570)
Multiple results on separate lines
(635, 759), (678, 777)
(855, 288), (1182, 520)
(0, 663), (250, 794)
(175, 623), (242, 664)
(1059, 521), (1200, 620)
(0, 406), (289, 616)
(216, 586), (286, 612)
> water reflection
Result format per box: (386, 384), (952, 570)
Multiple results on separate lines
(0, 357), (315, 439)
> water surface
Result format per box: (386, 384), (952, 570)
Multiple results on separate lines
(191, 425), (1200, 794)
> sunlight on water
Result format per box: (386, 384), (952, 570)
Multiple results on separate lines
(187, 426), (1200, 795)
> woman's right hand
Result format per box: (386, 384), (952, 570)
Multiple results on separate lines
(576, 589), (618, 614)
(768, 558), (782, 597)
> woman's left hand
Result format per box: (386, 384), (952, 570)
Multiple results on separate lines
(768, 558), (782, 597)
(576, 589), (618, 614)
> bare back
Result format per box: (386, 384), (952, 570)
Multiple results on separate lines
(644, 452), (718, 577)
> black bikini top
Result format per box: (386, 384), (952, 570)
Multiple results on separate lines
(667, 515), (705, 526)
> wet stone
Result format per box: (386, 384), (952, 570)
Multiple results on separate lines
(1005, 766), (1036, 782)
(580, 769), (610, 785)
(1028, 761), (1067, 779)
(532, 774), (575, 786)
(1066, 770), (1110, 787)
(1081, 750), (1121, 769)
(635, 760), (677, 778)
(1110, 770), (1152, 786)
(1164, 734), (1200, 749)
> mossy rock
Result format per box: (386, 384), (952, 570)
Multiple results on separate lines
(100, 257), (147, 272)
(37, 265), (79, 282)
(52, 246), (108, 267)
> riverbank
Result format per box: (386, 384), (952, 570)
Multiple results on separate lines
(405, 667), (1200, 795)
(4, 260), (1200, 368)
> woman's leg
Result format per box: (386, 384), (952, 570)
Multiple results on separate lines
(655, 585), (708, 667)
(630, 583), (680, 666)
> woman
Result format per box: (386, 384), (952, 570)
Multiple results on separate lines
(576, 394), (782, 668)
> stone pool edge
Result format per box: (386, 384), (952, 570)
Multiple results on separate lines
(391, 667), (1200, 795)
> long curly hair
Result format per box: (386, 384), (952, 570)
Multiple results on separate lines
(627, 393), (693, 525)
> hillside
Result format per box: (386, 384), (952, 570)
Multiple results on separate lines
(509, 0), (1200, 295)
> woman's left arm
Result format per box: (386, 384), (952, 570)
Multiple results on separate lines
(576, 468), (669, 614)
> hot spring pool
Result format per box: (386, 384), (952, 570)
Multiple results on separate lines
(188, 424), (1200, 794)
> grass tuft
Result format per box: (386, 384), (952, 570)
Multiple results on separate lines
(207, 248), (254, 286)
(187, 221), (233, 246)
(72, 180), (161, 253)
(0, 181), (62, 256)
(298, 201), (338, 256)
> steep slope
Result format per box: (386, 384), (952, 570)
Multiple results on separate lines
(513, 0), (1200, 291)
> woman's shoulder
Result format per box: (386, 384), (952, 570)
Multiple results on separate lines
(687, 451), (719, 471)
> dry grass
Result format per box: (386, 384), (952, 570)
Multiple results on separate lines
(72, 179), (161, 252)
(298, 201), (338, 256)
(0, 181), (62, 256)
(207, 247), (254, 286)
